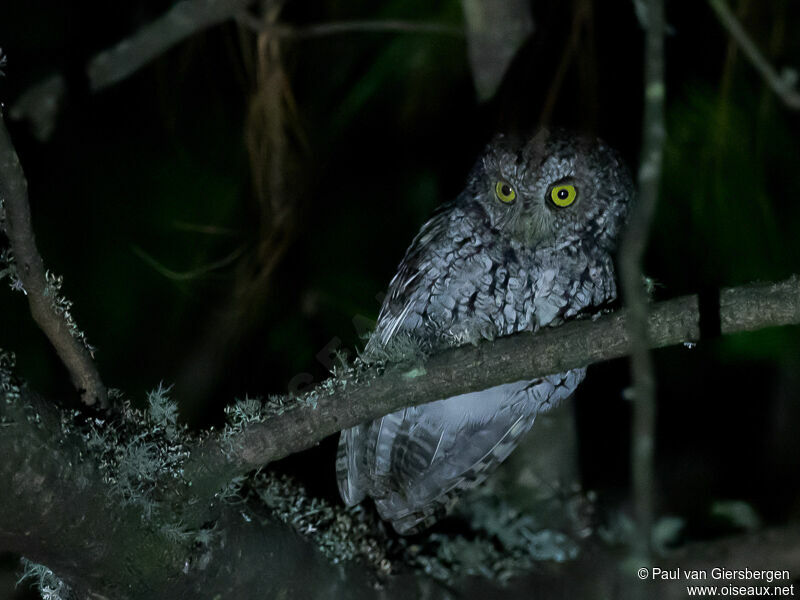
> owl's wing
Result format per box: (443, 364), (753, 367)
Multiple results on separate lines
(367, 202), (460, 350)
(338, 369), (585, 534)
(339, 204), (461, 509)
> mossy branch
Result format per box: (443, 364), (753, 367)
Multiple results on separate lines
(0, 389), (381, 600)
(0, 114), (107, 407)
(182, 275), (800, 505)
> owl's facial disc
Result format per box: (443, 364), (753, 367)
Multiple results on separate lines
(485, 175), (554, 246)
(494, 174), (581, 247)
(474, 129), (632, 250)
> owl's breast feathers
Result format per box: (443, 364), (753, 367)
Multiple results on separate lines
(367, 198), (616, 355)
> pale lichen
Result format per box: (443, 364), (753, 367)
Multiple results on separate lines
(0, 245), (96, 355)
(78, 385), (191, 523)
(17, 558), (74, 600)
(44, 270), (97, 357)
(248, 471), (392, 578)
(0, 349), (22, 405)
(0, 248), (25, 295)
(240, 467), (580, 587)
(401, 488), (580, 584)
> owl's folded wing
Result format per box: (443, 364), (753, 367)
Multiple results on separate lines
(337, 370), (584, 534)
(368, 201), (475, 351)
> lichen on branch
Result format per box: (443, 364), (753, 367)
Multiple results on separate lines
(0, 114), (107, 407)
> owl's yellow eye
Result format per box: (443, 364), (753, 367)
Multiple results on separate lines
(549, 183), (577, 208)
(495, 180), (516, 203)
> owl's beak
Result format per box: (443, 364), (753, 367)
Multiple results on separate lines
(516, 199), (552, 247)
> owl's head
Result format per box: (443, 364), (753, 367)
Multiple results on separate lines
(466, 129), (633, 250)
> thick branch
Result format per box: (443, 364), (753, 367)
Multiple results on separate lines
(4, 276), (800, 596)
(0, 392), (389, 600)
(0, 114), (107, 407)
(183, 275), (800, 502)
(12, 388), (796, 600)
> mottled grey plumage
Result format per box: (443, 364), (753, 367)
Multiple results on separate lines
(337, 129), (632, 534)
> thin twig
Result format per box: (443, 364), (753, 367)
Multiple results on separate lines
(16, 3), (462, 132)
(235, 14), (464, 38)
(708, 0), (800, 110)
(88, 2), (464, 92)
(131, 244), (246, 281)
(620, 0), (666, 562)
(171, 220), (239, 236)
(0, 114), (107, 407)
(181, 276), (800, 508)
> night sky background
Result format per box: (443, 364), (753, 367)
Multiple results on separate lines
(1, 0), (800, 597)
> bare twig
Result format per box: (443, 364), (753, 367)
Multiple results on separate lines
(88, 2), (462, 90)
(131, 244), (246, 282)
(182, 276), (800, 506)
(234, 14), (463, 38)
(0, 114), (107, 407)
(87, 0), (255, 91)
(14, 2), (462, 135)
(708, 0), (800, 110)
(170, 220), (238, 236)
(619, 0), (666, 561)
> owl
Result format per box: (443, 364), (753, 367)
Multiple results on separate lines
(337, 129), (632, 534)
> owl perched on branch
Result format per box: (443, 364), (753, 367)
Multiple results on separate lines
(337, 129), (633, 534)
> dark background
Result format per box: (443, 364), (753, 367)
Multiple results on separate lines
(1, 0), (800, 595)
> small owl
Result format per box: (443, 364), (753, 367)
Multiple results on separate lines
(337, 129), (632, 534)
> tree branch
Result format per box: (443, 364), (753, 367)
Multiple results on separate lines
(86, 0), (255, 92)
(0, 114), (107, 407)
(620, 0), (666, 559)
(4, 382), (800, 598)
(708, 0), (800, 110)
(13, 2), (462, 135)
(235, 14), (464, 38)
(182, 275), (800, 506)
(0, 391), (389, 600)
